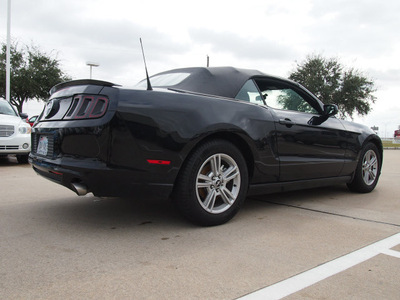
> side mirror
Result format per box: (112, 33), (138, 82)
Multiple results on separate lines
(308, 104), (338, 126)
(323, 104), (338, 117)
(19, 112), (28, 119)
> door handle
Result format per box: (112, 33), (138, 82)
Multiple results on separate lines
(279, 118), (295, 127)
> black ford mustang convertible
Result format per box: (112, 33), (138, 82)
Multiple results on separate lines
(30, 67), (382, 226)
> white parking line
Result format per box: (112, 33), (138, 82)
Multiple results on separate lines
(381, 249), (400, 258)
(238, 233), (400, 300)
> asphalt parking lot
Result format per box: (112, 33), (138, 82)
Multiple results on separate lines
(1, 150), (399, 299)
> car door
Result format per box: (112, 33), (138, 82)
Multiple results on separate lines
(253, 78), (347, 181)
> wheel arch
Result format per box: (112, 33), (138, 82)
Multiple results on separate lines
(175, 132), (255, 187)
(363, 135), (383, 169)
(171, 135), (252, 225)
(347, 137), (382, 193)
(349, 135), (383, 183)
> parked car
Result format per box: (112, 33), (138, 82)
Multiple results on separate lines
(27, 115), (39, 127)
(29, 67), (383, 225)
(0, 99), (31, 163)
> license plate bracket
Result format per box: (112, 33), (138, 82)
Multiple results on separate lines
(37, 136), (49, 156)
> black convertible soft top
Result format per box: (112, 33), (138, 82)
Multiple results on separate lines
(150, 67), (266, 98)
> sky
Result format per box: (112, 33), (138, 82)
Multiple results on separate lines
(1, 0), (399, 138)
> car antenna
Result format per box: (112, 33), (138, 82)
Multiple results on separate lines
(140, 38), (153, 91)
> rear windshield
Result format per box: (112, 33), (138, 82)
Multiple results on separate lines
(135, 72), (190, 88)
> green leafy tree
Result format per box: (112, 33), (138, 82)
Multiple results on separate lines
(288, 54), (376, 119)
(0, 43), (70, 113)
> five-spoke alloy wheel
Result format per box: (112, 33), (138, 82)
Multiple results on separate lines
(173, 139), (248, 226)
(347, 142), (381, 193)
(196, 153), (241, 214)
(361, 149), (379, 186)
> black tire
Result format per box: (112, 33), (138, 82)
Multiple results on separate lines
(173, 139), (248, 226)
(16, 154), (29, 164)
(347, 143), (381, 193)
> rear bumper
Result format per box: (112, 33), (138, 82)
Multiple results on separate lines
(29, 155), (174, 200)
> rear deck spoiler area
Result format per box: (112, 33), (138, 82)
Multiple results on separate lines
(50, 80), (120, 95)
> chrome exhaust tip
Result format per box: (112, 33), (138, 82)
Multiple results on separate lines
(71, 182), (88, 196)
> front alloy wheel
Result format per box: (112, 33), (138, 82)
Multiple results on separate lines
(347, 142), (381, 193)
(361, 149), (378, 186)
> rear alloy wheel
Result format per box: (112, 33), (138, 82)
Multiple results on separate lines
(173, 140), (248, 226)
(347, 143), (381, 193)
(196, 153), (241, 214)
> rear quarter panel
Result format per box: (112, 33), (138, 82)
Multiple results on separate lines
(111, 89), (279, 184)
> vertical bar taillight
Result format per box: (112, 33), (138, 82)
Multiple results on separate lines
(64, 95), (109, 120)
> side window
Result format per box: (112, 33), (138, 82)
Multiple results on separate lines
(262, 88), (317, 114)
(235, 80), (264, 105)
(254, 79), (318, 114)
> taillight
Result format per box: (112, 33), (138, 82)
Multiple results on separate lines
(64, 95), (108, 120)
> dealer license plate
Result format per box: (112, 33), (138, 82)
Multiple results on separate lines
(37, 136), (49, 156)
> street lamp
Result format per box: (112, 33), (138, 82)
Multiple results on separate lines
(86, 62), (99, 79)
(6, 0), (11, 103)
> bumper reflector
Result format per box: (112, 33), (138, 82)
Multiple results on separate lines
(49, 170), (63, 176)
(147, 159), (171, 165)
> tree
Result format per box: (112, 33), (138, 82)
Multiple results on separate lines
(0, 43), (70, 113)
(288, 54), (376, 119)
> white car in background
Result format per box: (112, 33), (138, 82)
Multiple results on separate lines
(0, 99), (31, 163)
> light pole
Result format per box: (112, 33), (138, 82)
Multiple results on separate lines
(6, 0), (11, 103)
(86, 62), (99, 79)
